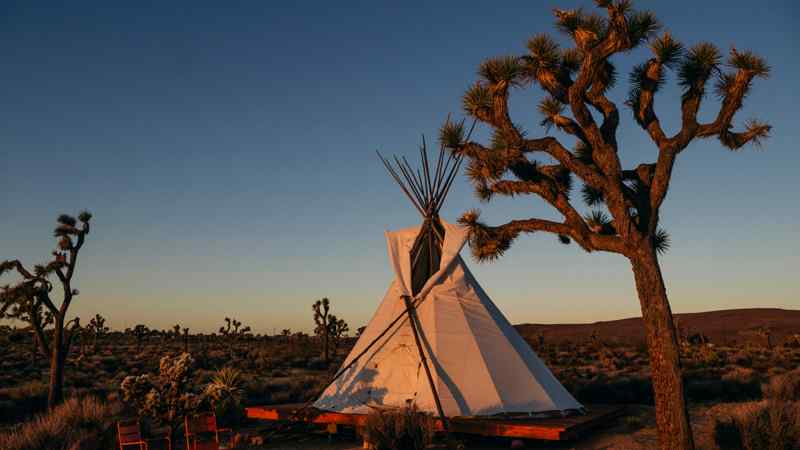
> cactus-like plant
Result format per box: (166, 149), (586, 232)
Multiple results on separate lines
(121, 352), (201, 443)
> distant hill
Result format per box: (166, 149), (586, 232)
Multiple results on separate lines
(514, 308), (800, 346)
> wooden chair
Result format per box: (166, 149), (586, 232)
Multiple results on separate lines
(184, 412), (232, 450)
(118, 419), (147, 450)
(146, 425), (172, 450)
(117, 419), (172, 450)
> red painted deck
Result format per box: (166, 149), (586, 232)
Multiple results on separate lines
(245, 403), (624, 441)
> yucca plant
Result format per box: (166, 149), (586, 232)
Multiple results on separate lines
(436, 1), (771, 448)
(204, 367), (245, 425)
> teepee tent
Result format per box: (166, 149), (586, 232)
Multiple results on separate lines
(313, 139), (582, 420)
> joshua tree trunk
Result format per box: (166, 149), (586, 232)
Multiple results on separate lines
(630, 246), (693, 450)
(48, 319), (65, 407)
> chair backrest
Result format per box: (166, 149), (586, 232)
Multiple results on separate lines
(117, 419), (143, 443)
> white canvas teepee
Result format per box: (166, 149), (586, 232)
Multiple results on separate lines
(314, 141), (582, 418)
(313, 220), (583, 417)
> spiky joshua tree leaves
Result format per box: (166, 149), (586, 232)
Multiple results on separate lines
(0, 211), (92, 409)
(440, 2), (770, 449)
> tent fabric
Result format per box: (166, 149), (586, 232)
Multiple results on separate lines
(313, 221), (583, 417)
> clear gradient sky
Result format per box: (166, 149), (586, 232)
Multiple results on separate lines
(1, 1), (798, 334)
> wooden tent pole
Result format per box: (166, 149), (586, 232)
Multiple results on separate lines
(402, 295), (450, 433)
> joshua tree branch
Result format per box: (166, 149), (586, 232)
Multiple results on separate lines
(632, 60), (669, 147)
(2, 260), (37, 280)
(649, 66), (769, 229)
(586, 81), (620, 147)
(462, 215), (626, 255)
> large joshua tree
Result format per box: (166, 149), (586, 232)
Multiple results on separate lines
(438, 2), (770, 449)
(0, 211), (92, 408)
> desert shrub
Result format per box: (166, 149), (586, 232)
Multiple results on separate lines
(290, 375), (325, 402)
(0, 381), (49, 423)
(574, 376), (654, 405)
(713, 400), (800, 450)
(721, 368), (762, 401)
(306, 357), (327, 370)
(0, 396), (119, 450)
(362, 405), (434, 450)
(289, 356), (310, 368)
(685, 368), (762, 403)
(243, 378), (271, 405)
(120, 353), (201, 438)
(764, 369), (800, 401)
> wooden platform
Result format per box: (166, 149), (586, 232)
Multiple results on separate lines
(246, 404), (624, 441)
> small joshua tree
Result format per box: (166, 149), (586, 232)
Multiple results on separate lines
(0, 211), (92, 408)
(219, 317), (252, 341)
(132, 324), (150, 351)
(312, 298), (332, 363)
(87, 313), (109, 352)
(438, 2), (770, 447)
(327, 314), (350, 356)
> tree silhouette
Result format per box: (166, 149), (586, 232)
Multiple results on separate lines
(218, 317), (252, 341)
(87, 313), (109, 352)
(312, 298), (332, 363)
(439, 2), (770, 448)
(131, 324), (150, 351)
(182, 327), (190, 353)
(327, 314), (350, 356)
(0, 211), (92, 408)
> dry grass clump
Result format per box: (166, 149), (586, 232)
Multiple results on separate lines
(713, 400), (800, 449)
(0, 381), (49, 422)
(763, 369), (800, 401)
(362, 405), (434, 450)
(713, 371), (800, 449)
(0, 396), (120, 450)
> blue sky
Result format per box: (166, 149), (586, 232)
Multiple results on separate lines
(1, 0), (797, 333)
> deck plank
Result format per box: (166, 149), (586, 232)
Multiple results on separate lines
(245, 404), (625, 441)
